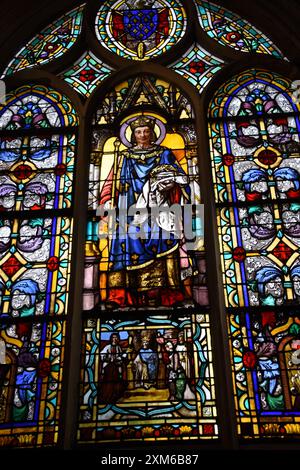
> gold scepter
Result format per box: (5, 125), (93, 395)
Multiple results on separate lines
(111, 138), (121, 212)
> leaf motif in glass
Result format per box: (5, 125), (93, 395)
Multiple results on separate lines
(61, 51), (114, 98)
(0, 85), (79, 130)
(194, 0), (285, 59)
(0, 134), (75, 211)
(2, 5), (85, 77)
(170, 43), (224, 93)
(0, 217), (73, 319)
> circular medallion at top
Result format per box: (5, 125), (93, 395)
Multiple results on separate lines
(95, 0), (187, 61)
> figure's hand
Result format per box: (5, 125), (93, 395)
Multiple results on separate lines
(151, 177), (175, 193)
(159, 179), (175, 192)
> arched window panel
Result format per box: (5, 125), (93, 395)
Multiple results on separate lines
(0, 85), (78, 213)
(209, 70), (300, 309)
(0, 217), (73, 320)
(209, 69), (300, 439)
(169, 43), (225, 93)
(0, 84), (77, 445)
(78, 75), (218, 444)
(2, 4), (85, 78)
(61, 51), (114, 98)
(86, 75), (209, 311)
(209, 69), (299, 120)
(194, 1), (285, 59)
(0, 320), (66, 447)
(78, 314), (218, 443)
(0, 85), (77, 316)
(95, 0), (187, 61)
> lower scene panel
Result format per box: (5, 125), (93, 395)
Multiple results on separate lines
(77, 313), (218, 443)
(0, 319), (66, 447)
(228, 309), (300, 439)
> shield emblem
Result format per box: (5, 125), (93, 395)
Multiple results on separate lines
(123, 9), (159, 41)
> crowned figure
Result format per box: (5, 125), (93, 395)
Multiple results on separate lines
(99, 116), (196, 309)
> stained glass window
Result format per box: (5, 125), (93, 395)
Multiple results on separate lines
(87, 76), (206, 309)
(0, 217), (73, 319)
(209, 69), (300, 438)
(78, 74), (218, 443)
(194, 0), (285, 59)
(0, 320), (66, 447)
(61, 52), (114, 98)
(78, 314), (217, 443)
(0, 0), (296, 452)
(2, 5), (85, 78)
(170, 43), (224, 93)
(95, 0), (187, 61)
(0, 85), (78, 446)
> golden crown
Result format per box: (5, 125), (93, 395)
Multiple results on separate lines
(130, 116), (155, 131)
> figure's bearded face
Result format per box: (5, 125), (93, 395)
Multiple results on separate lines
(134, 126), (152, 147)
(111, 334), (119, 345)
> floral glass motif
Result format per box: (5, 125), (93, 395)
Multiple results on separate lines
(0, 85), (79, 130)
(194, 0), (285, 59)
(2, 5), (85, 78)
(95, 0), (187, 61)
(78, 314), (218, 443)
(170, 43), (224, 93)
(0, 85), (78, 447)
(0, 134), (76, 211)
(61, 51), (114, 98)
(0, 217), (73, 319)
(0, 86), (77, 213)
(209, 69), (300, 438)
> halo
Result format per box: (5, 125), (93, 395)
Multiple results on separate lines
(120, 114), (166, 148)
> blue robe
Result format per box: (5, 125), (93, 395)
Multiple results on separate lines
(110, 145), (190, 271)
(139, 348), (158, 382)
